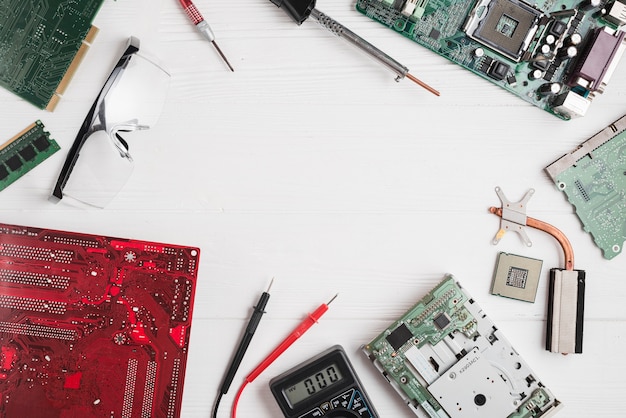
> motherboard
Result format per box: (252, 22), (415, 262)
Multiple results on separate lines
(0, 0), (104, 110)
(356, 0), (626, 119)
(363, 275), (562, 418)
(546, 114), (626, 259)
(0, 223), (200, 417)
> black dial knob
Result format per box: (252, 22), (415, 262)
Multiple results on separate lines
(326, 409), (360, 418)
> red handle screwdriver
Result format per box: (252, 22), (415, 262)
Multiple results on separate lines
(178, 0), (234, 71)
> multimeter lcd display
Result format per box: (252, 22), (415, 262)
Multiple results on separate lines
(283, 363), (344, 405)
(270, 345), (378, 418)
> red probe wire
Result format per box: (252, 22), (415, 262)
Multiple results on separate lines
(230, 294), (338, 418)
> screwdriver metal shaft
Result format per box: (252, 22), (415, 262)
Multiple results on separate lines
(178, 0), (234, 71)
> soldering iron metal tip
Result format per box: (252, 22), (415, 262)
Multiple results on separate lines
(406, 73), (440, 96)
(211, 40), (234, 72)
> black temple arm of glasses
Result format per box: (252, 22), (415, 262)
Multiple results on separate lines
(51, 37), (140, 202)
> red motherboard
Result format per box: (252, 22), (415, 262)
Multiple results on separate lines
(0, 223), (200, 417)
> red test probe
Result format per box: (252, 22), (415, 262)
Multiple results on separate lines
(231, 294), (338, 418)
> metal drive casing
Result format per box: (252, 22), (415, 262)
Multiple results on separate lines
(546, 269), (585, 354)
(363, 275), (563, 417)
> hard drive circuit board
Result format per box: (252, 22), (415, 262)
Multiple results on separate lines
(0, 223), (200, 418)
(546, 114), (626, 259)
(357, 0), (626, 119)
(363, 275), (562, 418)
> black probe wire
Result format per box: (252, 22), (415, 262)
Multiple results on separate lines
(211, 279), (273, 418)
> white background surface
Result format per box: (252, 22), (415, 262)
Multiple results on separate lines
(1, 0), (626, 417)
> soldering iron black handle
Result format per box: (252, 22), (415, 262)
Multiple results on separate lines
(270, 0), (316, 24)
(218, 292), (271, 393)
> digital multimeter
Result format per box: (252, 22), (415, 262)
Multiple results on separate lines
(269, 345), (378, 418)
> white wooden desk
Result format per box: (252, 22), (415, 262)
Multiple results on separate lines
(1, 0), (626, 416)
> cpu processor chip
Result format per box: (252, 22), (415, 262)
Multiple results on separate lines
(491, 252), (543, 302)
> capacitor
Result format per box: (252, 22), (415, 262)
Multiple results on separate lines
(545, 34), (556, 45)
(474, 48), (485, 57)
(538, 82), (561, 96)
(530, 69), (544, 80)
(559, 45), (578, 59)
(541, 44), (552, 54)
(566, 33), (583, 46)
(581, 0), (602, 10)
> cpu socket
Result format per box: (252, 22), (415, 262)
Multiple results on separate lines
(465, 0), (542, 61)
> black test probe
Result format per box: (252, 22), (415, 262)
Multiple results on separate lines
(269, 0), (440, 96)
(211, 279), (273, 418)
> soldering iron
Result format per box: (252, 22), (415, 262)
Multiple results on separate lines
(268, 0), (440, 95)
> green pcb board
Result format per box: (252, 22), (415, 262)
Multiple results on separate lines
(0, 120), (60, 191)
(363, 275), (562, 417)
(356, 0), (626, 119)
(0, 0), (105, 110)
(546, 114), (626, 259)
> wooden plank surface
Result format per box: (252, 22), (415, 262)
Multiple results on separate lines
(1, 0), (625, 417)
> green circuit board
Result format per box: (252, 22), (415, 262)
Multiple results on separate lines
(0, 0), (104, 110)
(363, 276), (473, 415)
(356, 0), (626, 119)
(546, 115), (626, 259)
(363, 275), (562, 417)
(0, 121), (60, 191)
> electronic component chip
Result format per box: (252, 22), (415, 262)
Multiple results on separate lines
(0, 223), (200, 417)
(549, 20), (567, 37)
(0, 121), (60, 192)
(363, 275), (562, 418)
(433, 312), (451, 329)
(387, 323), (414, 350)
(546, 114), (626, 259)
(0, 0), (104, 110)
(487, 60), (511, 80)
(491, 252), (543, 302)
(356, 0), (626, 119)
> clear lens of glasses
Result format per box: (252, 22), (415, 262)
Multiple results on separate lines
(62, 53), (170, 208)
(62, 131), (134, 208)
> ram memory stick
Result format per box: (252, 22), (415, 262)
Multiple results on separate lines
(0, 121), (60, 192)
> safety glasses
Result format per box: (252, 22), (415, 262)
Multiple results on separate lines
(51, 37), (170, 208)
